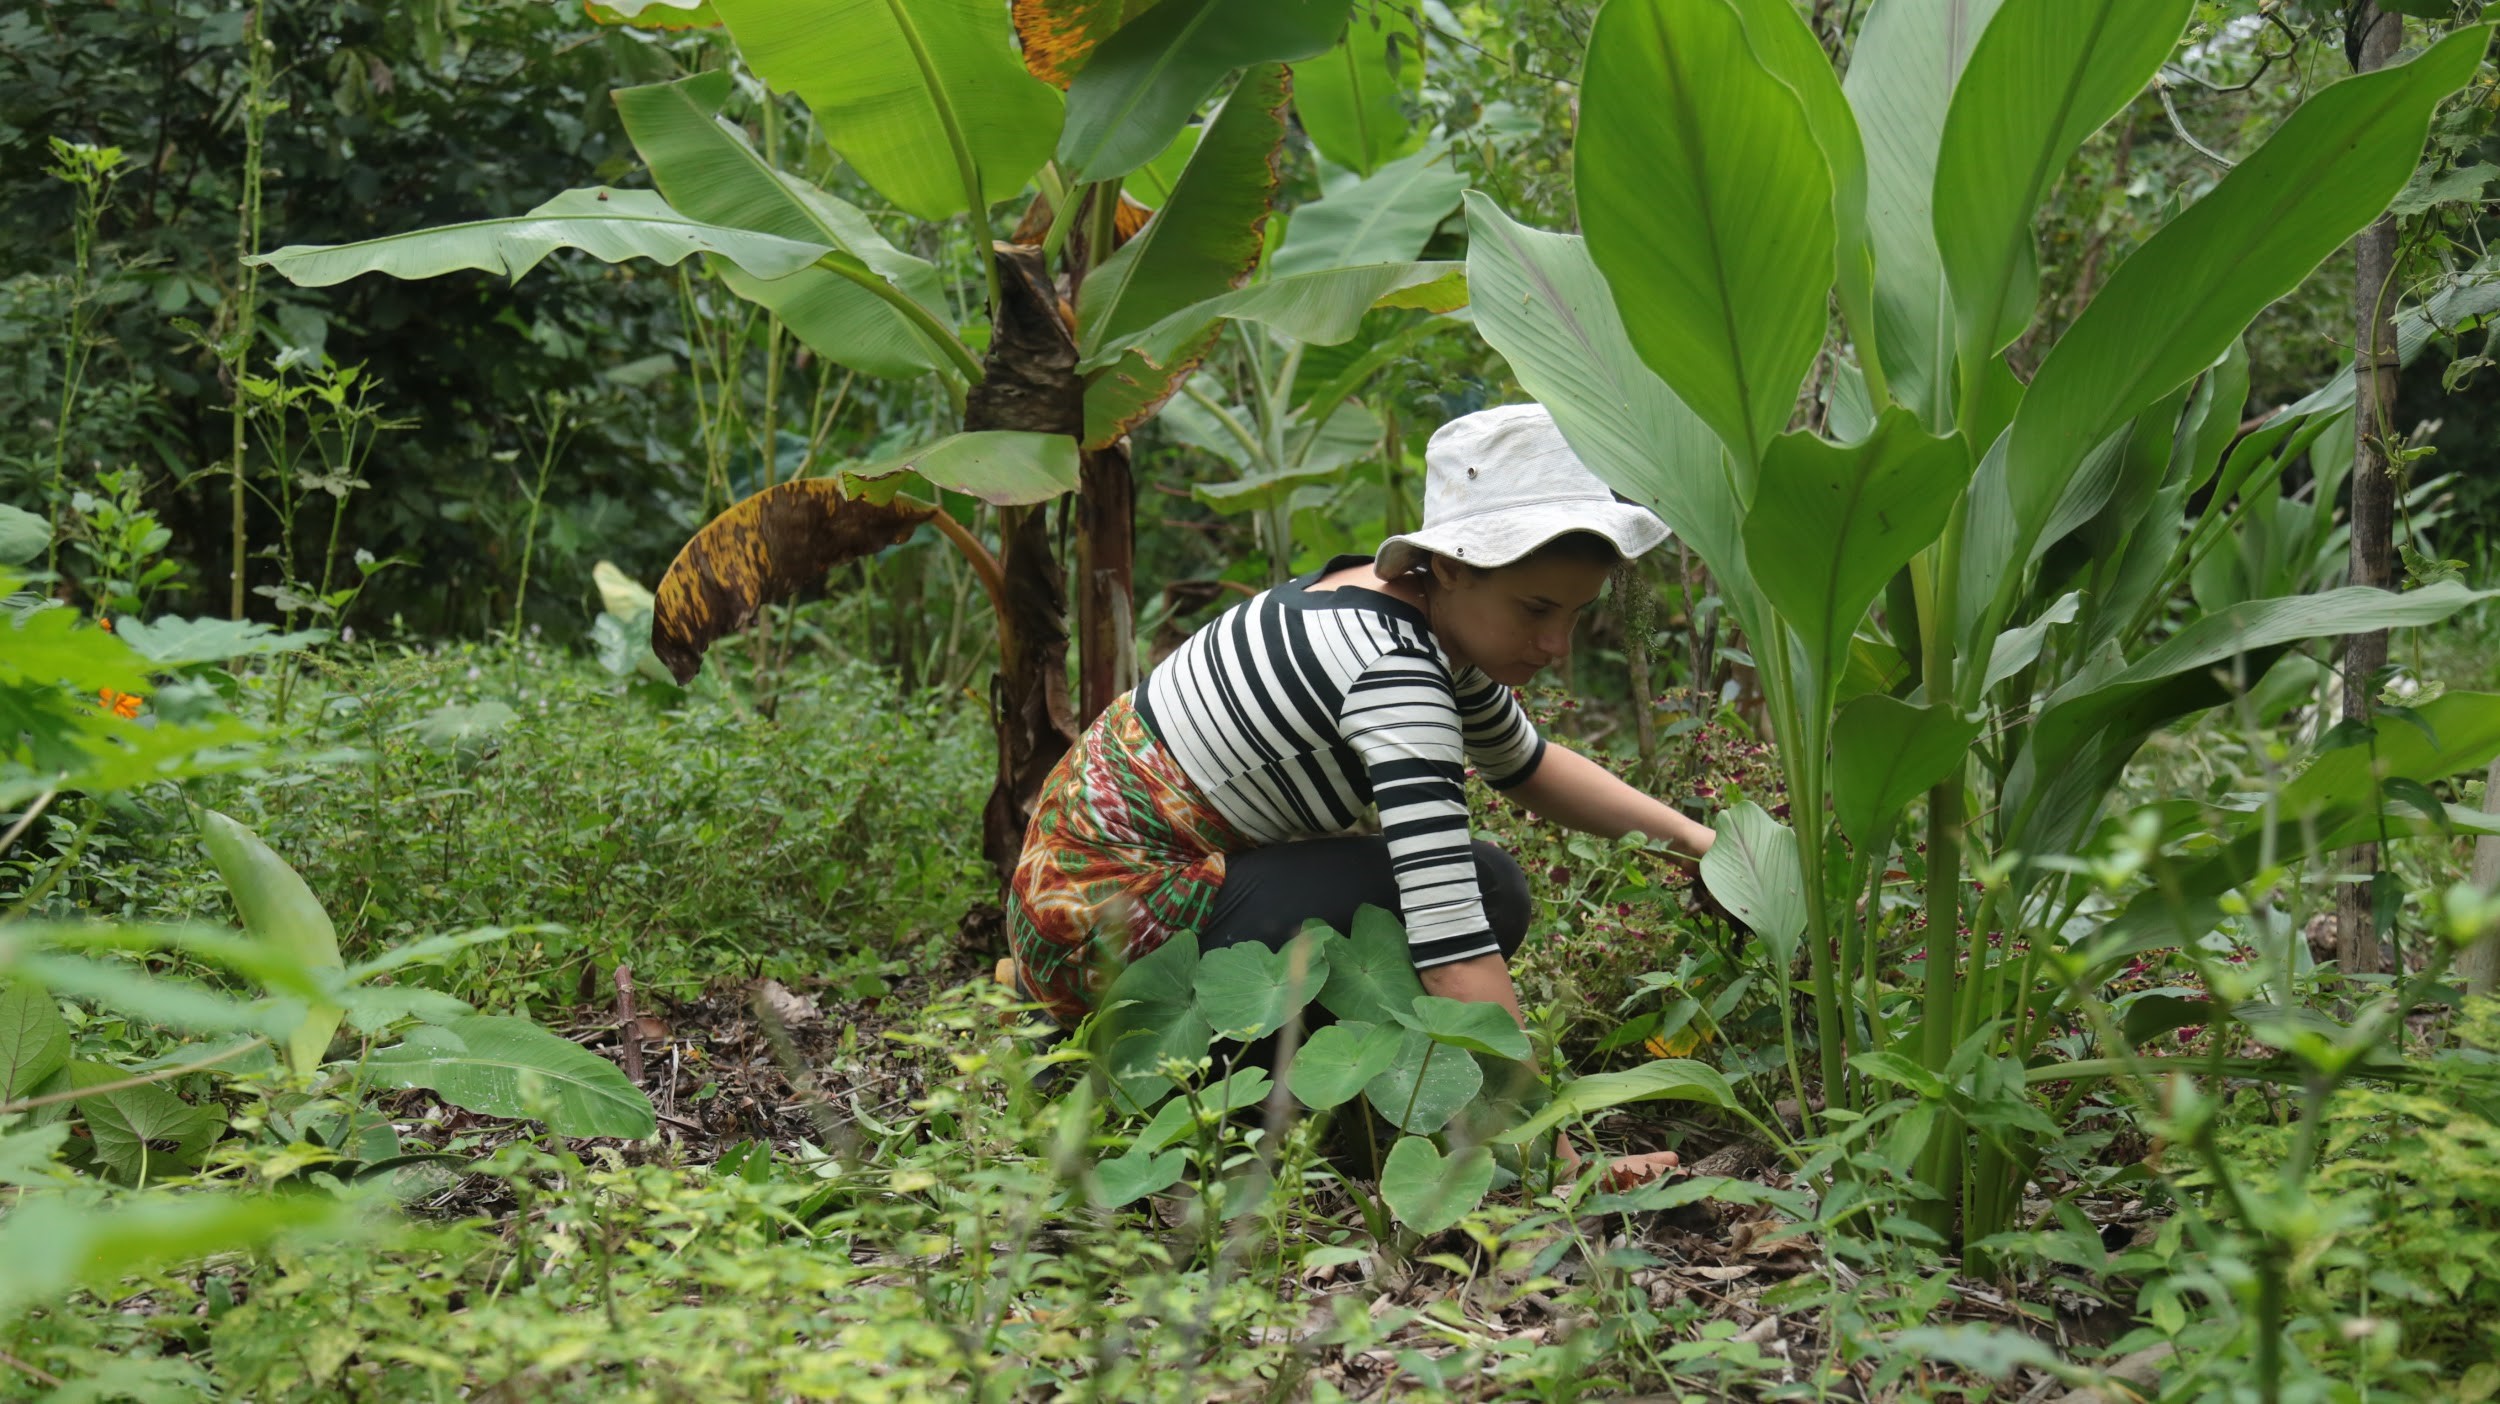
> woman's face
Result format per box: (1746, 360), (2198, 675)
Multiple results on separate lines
(1427, 553), (1613, 686)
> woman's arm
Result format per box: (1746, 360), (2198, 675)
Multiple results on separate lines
(1504, 742), (1716, 860)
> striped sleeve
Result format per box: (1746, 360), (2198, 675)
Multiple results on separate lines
(1340, 649), (1502, 968)
(1453, 667), (1546, 790)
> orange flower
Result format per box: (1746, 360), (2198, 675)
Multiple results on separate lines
(98, 689), (143, 719)
(96, 616), (112, 632)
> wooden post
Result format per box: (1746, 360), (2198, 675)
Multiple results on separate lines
(2463, 758), (2500, 996)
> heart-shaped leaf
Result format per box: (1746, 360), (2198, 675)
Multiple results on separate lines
(1363, 1028), (1482, 1134)
(1315, 905), (1425, 1027)
(1286, 1020), (1405, 1110)
(1379, 1134), (1495, 1235)
(1194, 932), (1331, 1041)
(1391, 996), (1530, 1062)
(1090, 933), (1213, 1113)
(0, 982), (70, 1101)
(1092, 1144), (1188, 1208)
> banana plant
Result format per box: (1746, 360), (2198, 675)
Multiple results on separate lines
(1473, 0), (2500, 1252)
(248, 0), (1465, 879)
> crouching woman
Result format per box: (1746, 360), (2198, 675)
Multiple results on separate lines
(1006, 404), (1717, 1177)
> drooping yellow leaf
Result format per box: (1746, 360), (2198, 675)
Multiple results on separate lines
(652, 483), (934, 682)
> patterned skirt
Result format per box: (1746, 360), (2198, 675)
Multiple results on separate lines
(1008, 692), (1245, 1023)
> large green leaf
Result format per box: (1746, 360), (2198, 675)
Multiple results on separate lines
(1722, 0), (1876, 393)
(1314, 905), (1426, 1026)
(710, 0), (1062, 220)
(112, 617), (325, 667)
(1932, 0), (2192, 368)
(364, 1015), (657, 1140)
(846, 431), (1083, 505)
(1392, 995), (1531, 1062)
(1292, 0), (1424, 175)
(1078, 60), (1289, 412)
(1743, 409), (1966, 705)
(249, 188), (831, 288)
(70, 1061), (227, 1183)
(2283, 249), (2500, 420)
(1193, 932), (1331, 1041)
(1698, 802), (1806, 968)
(1970, 26), (2490, 660)
(1492, 1058), (1735, 1146)
(2005, 582), (2500, 854)
(200, 811), (342, 1075)
(1056, 0), (1350, 182)
(0, 981), (70, 1101)
(1270, 142), (1464, 277)
(1380, 1134), (1495, 1234)
(1460, 194), (1746, 605)
(1830, 696), (1983, 851)
(1286, 1018), (1405, 1109)
(1577, 0), (1835, 469)
(614, 71), (957, 379)
(1091, 932), (1213, 1113)
(1078, 260), (1463, 373)
(1843, 0), (2008, 429)
(1363, 1027), (1483, 1133)
(0, 504), (47, 566)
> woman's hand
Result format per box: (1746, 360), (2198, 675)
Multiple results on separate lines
(1506, 743), (1716, 860)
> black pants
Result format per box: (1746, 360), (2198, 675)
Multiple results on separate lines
(1199, 835), (1534, 962)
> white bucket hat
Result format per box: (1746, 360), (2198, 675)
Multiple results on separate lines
(1374, 402), (1670, 579)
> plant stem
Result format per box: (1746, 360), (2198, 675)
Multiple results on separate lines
(227, 6), (271, 621)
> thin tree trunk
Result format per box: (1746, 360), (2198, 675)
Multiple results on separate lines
(1617, 559), (1658, 771)
(2460, 757), (2500, 995)
(966, 244), (1082, 885)
(2337, 2), (2403, 978)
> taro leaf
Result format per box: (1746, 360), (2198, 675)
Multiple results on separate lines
(0, 503), (47, 566)
(1286, 1019), (1405, 1110)
(70, 1061), (228, 1183)
(1829, 696), (1984, 851)
(1379, 1134), (1495, 1235)
(1315, 905), (1425, 1027)
(1391, 995), (1530, 1062)
(363, 1015), (657, 1140)
(1092, 932), (1212, 1114)
(1932, 0), (2194, 365)
(1492, 1058), (1736, 1146)
(1092, 1144), (1188, 1207)
(111, 617), (326, 667)
(0, 981), (71, 1100)
(1363, 1027), (1482, 1134)
(1194, 932), (1331, 1041)
(709, 0), (1063, 221)
(614, 71), (959, 379)
(249, 188), (832, 288)
(1292, 3), (1425, 174)
(1270, 142), (1466, 277)
(1577, 0), (1834, 470)
(1699, 802), (1806, 967)
(1055, 0), (1350, 182)
(200, 810), (343, 1074)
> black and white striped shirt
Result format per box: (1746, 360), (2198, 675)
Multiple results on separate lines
(1135, 555), (1546, 967)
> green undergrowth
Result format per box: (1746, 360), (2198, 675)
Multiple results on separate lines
(11, 639), (993, 1011)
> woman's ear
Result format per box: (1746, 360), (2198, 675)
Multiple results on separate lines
(1427, 553), (1467, 592)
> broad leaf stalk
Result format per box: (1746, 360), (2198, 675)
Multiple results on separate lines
(1508, 0), (2500, 1267)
